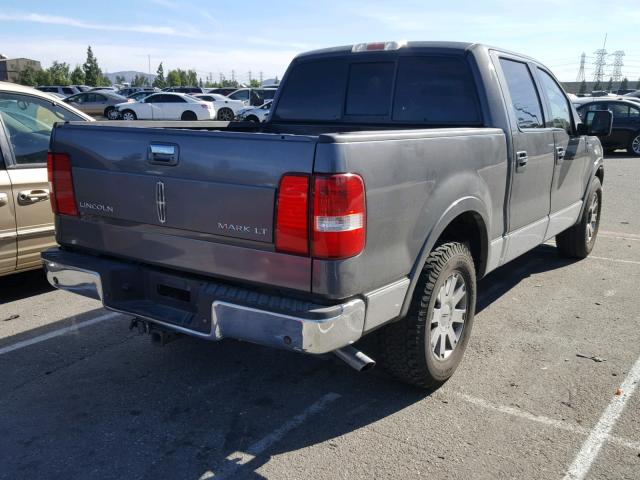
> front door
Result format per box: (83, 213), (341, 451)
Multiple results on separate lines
(0, 167), (17, 275)
(536, 68), (588, 231)
(496, 56), (556, 261)
(0, 90), (85, 270)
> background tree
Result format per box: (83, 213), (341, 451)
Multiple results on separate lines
(593, 80), (602, 91)
(48, 61), (71, 85)
(578, 80), (587, 95)
(186, 69), (198, 86)
(167, 69), (181, 86)
(83, 46), (102, 86)
(249, 79), (260, 88)
(97, 74), (112, 86)
(70, 65), (85, 85)
(17, 65), (38, 86)
(132, 74), (149, 87)
(35, 69), (52, 86)
(115, 75), (126, 84)
(620, 78), (628, 91)
(153, 62), (166, 88)
(605, 77), (613, 92)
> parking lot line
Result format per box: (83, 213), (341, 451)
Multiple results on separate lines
(599, 230), (640, 242)
(589, 256), (640, 266)
(562, 354), (640, 480)
(456, 393), (640, 451)
(0, 312), (121, 355)
(204, 392), (342, 480)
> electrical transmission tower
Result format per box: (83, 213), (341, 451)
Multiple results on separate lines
(611, 50), (625, 82)
(592, 33), (608, 84)
(576, 53), (586, 82)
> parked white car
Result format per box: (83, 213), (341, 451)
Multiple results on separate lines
(192, 93), (245, 121)
(235, 101), (272, 123)
(115, 93), (215, 120)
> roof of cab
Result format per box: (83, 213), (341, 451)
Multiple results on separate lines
(295, 41), (477, 59)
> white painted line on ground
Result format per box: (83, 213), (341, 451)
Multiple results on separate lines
(589, 256), (640, 266)
(599, 230), (640, 241)
(562, 354), (640, 480)
(204, 392), (341, 480)
(0, 312), (121, 355)
(456, 393), (640, 452)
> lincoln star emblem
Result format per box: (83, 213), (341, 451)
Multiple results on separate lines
(156, 181), (166, 224)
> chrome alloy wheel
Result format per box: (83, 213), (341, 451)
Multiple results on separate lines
(632, 135), (640, 155)
(122, 111), (136, 121)
(430, 272), (467, 361)
(586, 192), (600, 243)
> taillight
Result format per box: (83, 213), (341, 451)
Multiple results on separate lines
(312, 174), (365, 259)
(275, 174), (309, 255)
(47, 152), (78, 216)
(275, 173), (366, 259)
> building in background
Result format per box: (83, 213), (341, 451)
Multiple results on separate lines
(0, 55), (42, 82)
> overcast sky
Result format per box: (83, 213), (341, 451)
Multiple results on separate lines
(1, 0), (639, 83)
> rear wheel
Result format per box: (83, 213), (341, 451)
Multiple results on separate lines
(245, 115), (259, 123)
(379, 242), (476, 389)
(628, 132), (640, 156)
(181, 110), (197, 121)
(217, 108), (234, 121)
(556, 177), (602, 258)
(121, 110), (136, 121)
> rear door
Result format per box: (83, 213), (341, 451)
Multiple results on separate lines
(609, 102), (640, 149)
(495, 55), (555, 260)
(535, 68), (588, 222)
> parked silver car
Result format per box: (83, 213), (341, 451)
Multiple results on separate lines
(64, 91), (133, 119)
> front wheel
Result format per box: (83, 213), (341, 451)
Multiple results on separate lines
(628, 132), (640, 156)
(379, 242), (477, 389)
(121, 110), (137, 121)
(556, 177), (602, 258)
(105, 107), (119, 120)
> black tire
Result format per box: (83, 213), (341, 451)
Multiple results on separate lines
(379, 242), (477, 389)
(245, 115), (259, 123)
(121, 110), (137, 121)
(104, 107), (118, 120)
(181, 110), (197, 121)
(217, 108), (234, 121)
(628, 132), (640, 156)
(556, 177), (602, 258)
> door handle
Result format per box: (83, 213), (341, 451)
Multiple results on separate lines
(556, 146), (566, 164)
(0, 192), (7, 207)
(18, 189), (50, 204)
(516, 151), (528, 170)
(148, 143), (179, 166)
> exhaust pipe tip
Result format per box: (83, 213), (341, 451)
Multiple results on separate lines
(333, 345), (376, 372)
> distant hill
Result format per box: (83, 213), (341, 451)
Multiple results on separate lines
(106, 71), (156, 84)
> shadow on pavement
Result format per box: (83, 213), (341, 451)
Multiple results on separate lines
(0, 268), (54, 305)
(0, 243), (584, 480)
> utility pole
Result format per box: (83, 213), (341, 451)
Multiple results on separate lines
(259, 71), (263, 85)
(248, 70), (252, 83)
(148, 54), (151, 75)
(592, 33), (608, 85)
(576, 52), (586, 82)
(231, 70), (235, 83)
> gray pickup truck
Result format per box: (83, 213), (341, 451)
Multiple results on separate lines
(43, 41), (612, 388)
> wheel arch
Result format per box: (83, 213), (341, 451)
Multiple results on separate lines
(399, 197), (490, 318)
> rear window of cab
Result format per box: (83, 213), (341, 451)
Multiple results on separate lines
(273, 55), (482, 124)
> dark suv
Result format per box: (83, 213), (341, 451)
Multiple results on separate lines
(575, 99), (640, 155)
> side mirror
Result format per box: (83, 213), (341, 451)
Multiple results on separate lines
(578, 110), (613, 136)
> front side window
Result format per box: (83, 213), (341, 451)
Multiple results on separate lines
(62, 87), (74, 95)
(499, 58), (544, 129)
(0, 92), (84, 165)
(538, 69), (572, 134)
(230, 90), (250, 101)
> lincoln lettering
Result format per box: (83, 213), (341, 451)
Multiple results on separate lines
(79, 202), (114, 213)
(217, 223), (268, 236)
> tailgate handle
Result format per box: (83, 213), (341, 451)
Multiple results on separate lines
(148, 143), (179, 166)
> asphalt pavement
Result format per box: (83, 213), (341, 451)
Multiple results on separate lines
(0, 153), (638, 480)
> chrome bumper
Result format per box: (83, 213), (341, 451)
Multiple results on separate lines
(42, 252), (366, 354)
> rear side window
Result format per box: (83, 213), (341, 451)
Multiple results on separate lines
(499, 59), (544, 129)
(346, 62), (394, 116)
(274, 59), (347, 121)
(393, 56), (480, 123)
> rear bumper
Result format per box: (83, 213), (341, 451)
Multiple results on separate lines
(42, 248), (367, 354)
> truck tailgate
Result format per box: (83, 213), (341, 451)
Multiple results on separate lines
(52, 123), (317, 291)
